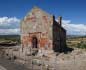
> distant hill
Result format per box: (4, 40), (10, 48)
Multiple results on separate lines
(67, 35), (86, 39)
(0, 35), (20, 44)
(0, 35), (20, 38)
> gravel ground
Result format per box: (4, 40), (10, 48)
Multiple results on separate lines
(0, 65), (7, 70)
(1, 47), (86, 70)
(0, 57), (29, 70)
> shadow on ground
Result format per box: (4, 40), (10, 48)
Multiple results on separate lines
(63, 46), (74, 54)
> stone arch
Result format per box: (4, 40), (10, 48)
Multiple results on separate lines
(31, 36), (38, 48)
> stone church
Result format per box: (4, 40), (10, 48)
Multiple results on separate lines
(20, 7), (66, 53)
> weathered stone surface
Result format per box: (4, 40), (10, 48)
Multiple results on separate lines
(20, 6), (66, 53)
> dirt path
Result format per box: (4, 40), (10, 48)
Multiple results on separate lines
(0, 65), (7, 70)
(0, 57), (29, 70)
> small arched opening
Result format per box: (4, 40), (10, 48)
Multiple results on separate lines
(31, 36), (38, 48)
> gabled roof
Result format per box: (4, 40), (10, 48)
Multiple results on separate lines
(25, 6), (52, 19)
(21, 6), (66, 32)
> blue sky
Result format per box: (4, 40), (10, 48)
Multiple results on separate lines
(0, 0), (86, 35)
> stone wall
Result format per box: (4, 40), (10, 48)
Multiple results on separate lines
(20, 7), (66, 52)
(21, 7), (53, 50)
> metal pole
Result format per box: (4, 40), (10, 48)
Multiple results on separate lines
(47, 56), (49, 70)
(41, 48), (43, 70)
(31, 46), (33, 70)
(25, 46), (28, 64)
(24, 47), (26, 64)
(18, 46), (21, 62)
(55, 55), (57, 70)
(8, 48), (9, 57)
(74, 54), (76, 69)
(11, 48), (13, 60)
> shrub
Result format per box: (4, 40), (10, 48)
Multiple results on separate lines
(77, 42), (86, 49)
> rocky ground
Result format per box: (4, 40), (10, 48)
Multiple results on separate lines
(0, 65), (7, 70)
(1, 46), (86, 70)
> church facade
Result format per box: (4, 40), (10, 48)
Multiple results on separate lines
(20, 7), (66, 52)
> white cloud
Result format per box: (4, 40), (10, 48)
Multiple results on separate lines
(62, 20), (86, 35)
(56, 19), (86, 35)
(0, 29), (20, 35)
(0, 17), (86, 35)
(0, 17), (20, 35)
(62, 20), (71, 24)
(0, 17), (20, 26)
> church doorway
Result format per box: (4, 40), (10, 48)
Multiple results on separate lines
(32, 36), (38, 48)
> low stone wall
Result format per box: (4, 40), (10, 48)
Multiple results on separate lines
(1, 46), (86, 70)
